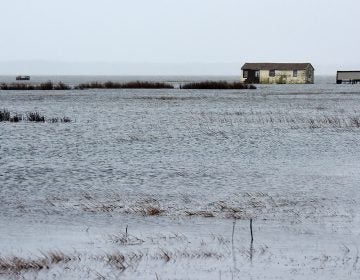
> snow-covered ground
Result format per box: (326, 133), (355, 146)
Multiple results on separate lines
(1, 77), (360, 279)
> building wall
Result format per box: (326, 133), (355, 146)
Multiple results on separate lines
(306, 68), (315, 84)
(240, 71), (247, 83)
(337, 72), (360, 80)
(259, 70), (307, 84)
(240, 68), (314, 84)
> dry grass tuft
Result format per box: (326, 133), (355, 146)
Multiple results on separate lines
(185, 211), (215, 218)
(0, 251), (77, 274)
(46, 251), (74, 264)
(153, 248), (223, 262)
(105, 252), (143, 272)
(126, 203), (165, 217)
(146, 206), (163, 216)
(106, 253), (127, 271)
(160, 250), (171, 263)
(108, 233), (145, 246)
(0, 256), (47, 273)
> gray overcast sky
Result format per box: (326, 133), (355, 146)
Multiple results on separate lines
(0, 0), (359, 75)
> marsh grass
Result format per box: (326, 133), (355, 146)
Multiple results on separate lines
(199, 110), (360, 130)
(108, 233), (145, 246)
(0, 83), (35, 90)
(49, 116), (72, 123)
(38, 81), (54, 90)
(153, 249), (223, 261)
(53, 82), (71, 90)
(133, 96), (203, 101)
(75, 81), (174, 89)
(181, 81), (256, 90)
(0, 109), (23, 122)
(138, 205), (164, 216)
(0, 81), (71, 90)
(0, 252), (75, 273)
(106, 253), (128, 271)
(185, 211), (215, 218)
(160, 250), (171, 262)
(45, 251), (74, 264)
(0, 109), (10, 121)
(27, 111), (45, 122)
(350, 117), (360, 128)
(0, 257), (48, 272)
(145, 206), (163, 216)
(1, 80), (257, 90)
(122, 81), (174, 89)
(0, 250), (146, 277)
(10, 114), (22, 122)
(0, 108), (71, 123)
(74, 82), (104, 89)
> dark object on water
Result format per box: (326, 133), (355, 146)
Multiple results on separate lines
(336, 71), (360, 84)
(16, 75), (30, 81)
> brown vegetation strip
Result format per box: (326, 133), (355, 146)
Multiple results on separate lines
(0, 80), (256, 90)
(0, 251), (74, 273)
(180, 81), (256, 89)
(0, 81), (70, 90)
(75, 81), (174, 89)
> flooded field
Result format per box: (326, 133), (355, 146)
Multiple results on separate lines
(1, 76), (360, 279)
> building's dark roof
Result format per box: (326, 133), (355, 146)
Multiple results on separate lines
(242, 63), (314, 71)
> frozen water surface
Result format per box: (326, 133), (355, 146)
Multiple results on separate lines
(0, 76), (360, 279)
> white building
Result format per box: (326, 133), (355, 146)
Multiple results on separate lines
(241, 63), (314, 84)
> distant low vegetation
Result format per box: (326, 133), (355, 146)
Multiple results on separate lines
(181, 81), (256, 90)
(0, 80), (256, 90)
(75, 81), (174, 89)
(0, 81), (71, 90)
(0, 109), (71, 123)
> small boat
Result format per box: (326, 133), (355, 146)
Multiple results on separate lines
(16, 75), (30, 81)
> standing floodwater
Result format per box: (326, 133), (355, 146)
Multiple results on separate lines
(1, 76), (360, 279)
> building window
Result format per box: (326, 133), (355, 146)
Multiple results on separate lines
(269, 70), (275, 77)
(255, 71), (259, 78)
(293, 70), (298, 77)
(243, 70), (248, 78)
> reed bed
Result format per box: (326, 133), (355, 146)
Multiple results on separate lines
(27, 112), (45, 122)
(197, 111), (360, 129)
(0, 80), (257, 90)
(0, 81), (71, 90)
(0, 109), (10, 122)
(180, 81), (256, 89)
(0, 109), (71, 123)
(74, 81), (174, 89)
(0, 251), (75, 273)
